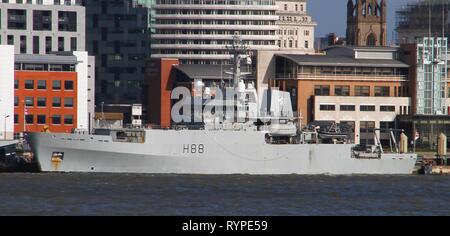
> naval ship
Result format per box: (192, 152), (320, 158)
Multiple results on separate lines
(26, 35), (417, 175)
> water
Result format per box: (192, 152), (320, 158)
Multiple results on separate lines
(0, 173), (449, 216)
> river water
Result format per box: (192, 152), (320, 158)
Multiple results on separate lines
(0, 173), (448, 216)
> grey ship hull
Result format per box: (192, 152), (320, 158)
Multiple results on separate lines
(27, 130), (417, 175)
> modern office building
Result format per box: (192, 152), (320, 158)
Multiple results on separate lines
(0, 46), (92, 135)
(13, 52), (91, 134)
(151, 0), (279, 65)
(398, 37), (450, 148)
(0, 45), (15, 141)
(263, 46), (411, 144)
(276, 0), (315, 52)
(84, 0), (150, 122)
(0, 0), (85, 54)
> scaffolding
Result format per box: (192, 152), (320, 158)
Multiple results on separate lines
(395, 0), (450, 45)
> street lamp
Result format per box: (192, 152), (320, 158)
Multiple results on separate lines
(4, 115), (10, 140)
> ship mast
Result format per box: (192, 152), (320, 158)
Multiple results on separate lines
(225, 32), (252, 88)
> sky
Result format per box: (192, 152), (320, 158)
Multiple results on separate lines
(309, 0), (414, 43)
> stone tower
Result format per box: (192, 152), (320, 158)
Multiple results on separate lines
(346, 0), (387, 46)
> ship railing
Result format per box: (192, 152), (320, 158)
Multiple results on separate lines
(138, 124), (206, 130)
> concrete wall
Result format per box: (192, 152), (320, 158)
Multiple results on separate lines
(0, 45), (15, 140)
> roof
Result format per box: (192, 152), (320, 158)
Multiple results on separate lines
(174, 64), (253, 80)
(15, 54), (78, 65)
(278, 50), (409, 68)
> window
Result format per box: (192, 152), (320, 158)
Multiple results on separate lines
(37, 97), (46, 107)
(33, 36), (39, 54)
(14, 115), (19, 124)
(360, 121), (376, 145)
(37, 80), (46, 89)
(52, 97), (61, 107)
(64, 97), (73, 107)
(14, 80), (19, 89)
(380, 106), (395, 112)
(360, 105), (376, 112)
(58, 37), (64, 51)
(64, 115), (73, 125)
(380, 121), (395, 133)
(314, 85), (330, 96)
(320, 105), (335, 111)
(355, 86), (370, 96)
(375, 86), (390, 97)
(70, 37), (77, 51)
(37, 115), (46, 125)
(51, 115), (61, 125)
(14, 97), (19, 107)
(335, 86), (350, 96)
(340, 105), (355, 111)
(25, 97), (34, 107)
(52, 80), (61, 90)
(284, 4), (287, 10)
(305, 41), (309, 48)
(7, 35), (14, 45)
(64, 80), (74, 90)
(25, 115), (34, 124)
(25, 80), (34, 89)
(45, 36), (52, 53)
(367, 33), (376, 46)
(58, 11), (77, 32)
(8, 9), (27, 30)
(20, 36), (26, 53)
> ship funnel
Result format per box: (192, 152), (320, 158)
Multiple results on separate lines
(437, 133), (447, 156)
(399, 133), (408, 154)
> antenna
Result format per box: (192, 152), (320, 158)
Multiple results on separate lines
(429, 0), (431, 39)
(443, 0), (446, 40)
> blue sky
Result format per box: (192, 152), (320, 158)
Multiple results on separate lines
(309, 0), (413, 43)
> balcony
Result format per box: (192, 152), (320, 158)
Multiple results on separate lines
(152, 34), (279, 41)
(152, 4), (278, 11)
(152, 24), (279, 31)
(154, 14), (279, 21)
(276, 73), (408, 82)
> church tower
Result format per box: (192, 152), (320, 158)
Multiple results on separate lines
(346, 0), (387, 46)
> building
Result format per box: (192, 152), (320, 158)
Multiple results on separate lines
(84, 0), (150, 122)
(398, 37), (450, 148)
(0, 45), (15, 141)
(12, 52), (91, 134)
(346, 0), (387, 47)
(271, 46), (410, 144)
(315, 33), (346, 52)
(396, 0), (449, 45)
(150, 0), (279, 65)
(276, 0), (316, 52)
(0, 0), (85, 54)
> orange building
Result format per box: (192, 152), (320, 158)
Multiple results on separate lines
(13, 55), (81, 134)
(145, 58), (179, 128)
